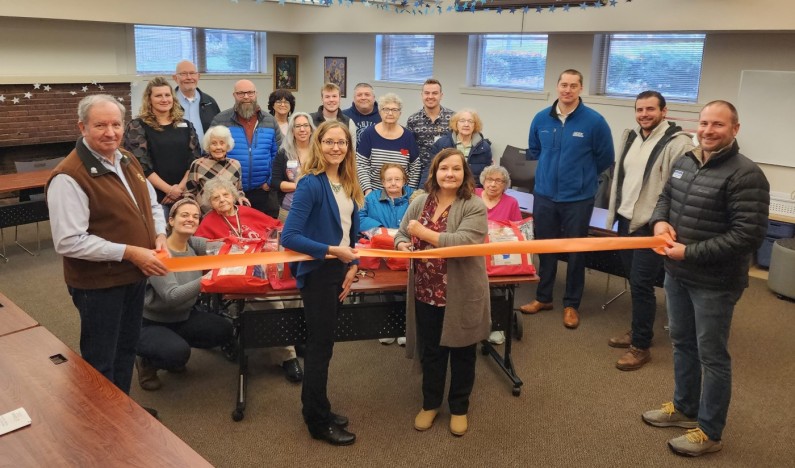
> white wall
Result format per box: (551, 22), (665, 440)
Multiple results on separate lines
(2, 15), (795, 193)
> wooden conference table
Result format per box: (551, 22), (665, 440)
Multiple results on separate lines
(0, 295), (212, 467)
(222, 268), (538, 421)
(0, 292), (39, 338)
(0, 169), (51, 194)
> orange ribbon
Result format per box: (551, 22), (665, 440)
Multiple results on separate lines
(160, 236), (670, 273)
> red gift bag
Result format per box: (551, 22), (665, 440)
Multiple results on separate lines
(371, 228), (408, 271)
(485, 217), (536, 277)
(266, 262), (298, 290)
(356, 238), (382, 270)
(200, 237), (269, 293)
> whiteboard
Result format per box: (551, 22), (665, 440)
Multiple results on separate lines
(737, 70), (795, 168)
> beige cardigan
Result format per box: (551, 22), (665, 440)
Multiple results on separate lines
(394, 193), (490, 361)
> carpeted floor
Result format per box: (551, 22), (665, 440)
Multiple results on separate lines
(2, 222), (794, 467)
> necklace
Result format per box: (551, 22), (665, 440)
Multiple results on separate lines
(222, 208), (243, 237)
(330, 181), (342, 194)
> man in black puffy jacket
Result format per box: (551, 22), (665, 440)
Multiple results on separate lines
(642, 100), (769, 457)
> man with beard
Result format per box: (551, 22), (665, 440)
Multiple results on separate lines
(211, 80), (282, 218)
(604, 90), (695, 371)
(407, 78), (454, 187)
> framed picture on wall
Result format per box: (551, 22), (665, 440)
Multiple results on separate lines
(273, 55), (298, 92)
(323, 57), (347, 98)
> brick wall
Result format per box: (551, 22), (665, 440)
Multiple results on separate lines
(0, 82), (133, 180)
(0, 82), (131, 148)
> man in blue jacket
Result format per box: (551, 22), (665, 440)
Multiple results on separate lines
(211, 80), (282, 218)
(519, 69), (614, 329)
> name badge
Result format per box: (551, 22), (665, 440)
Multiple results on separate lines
(672, 169), (683, 179)
(572, 131), (584, 138)
(177, 122), (188, 128)
(286, 160), (299, 168)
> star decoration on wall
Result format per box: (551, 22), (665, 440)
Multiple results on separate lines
(0, 95), (5, 103)
(70, 91), (77, 95)
(117, 97), (124, 102)
(580, 2), (588, 9)
(98, 85), (105, 90)
(44, 85), (51, 91)
(12, 97), (20, 104)
(34, 83), (41, 89)
(81, 86), (88, 92)
(91, 81), (98, 85)
(24, 92), (32, 99)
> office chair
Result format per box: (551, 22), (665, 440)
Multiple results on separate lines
(499, 145), (536, 193)
(14, 157), (64, 201)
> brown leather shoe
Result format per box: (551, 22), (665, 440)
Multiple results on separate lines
(519, 300), (553, 315)
(563, 307), (579, 329)
(608, 331), (632, 348)
(616, 346), (651, 371)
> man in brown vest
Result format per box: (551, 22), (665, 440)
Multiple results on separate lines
(47, 94), (168, 396)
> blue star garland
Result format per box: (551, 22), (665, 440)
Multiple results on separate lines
(237, 0), (629, 15)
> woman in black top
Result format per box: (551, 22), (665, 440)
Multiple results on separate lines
(123, 76), (200, 217)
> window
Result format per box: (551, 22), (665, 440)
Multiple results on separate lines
(134, 25), (264, 74)
(375, 35), (434, 83)
(595, 34), (706, 102)
(471, 34), (548, 91)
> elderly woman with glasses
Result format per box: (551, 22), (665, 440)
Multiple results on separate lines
(476, 164), (522, 345)
(271, 112), (315, 223)
(268, 89), (296, 138)
(184, 125), (250, 213)
(355, 93), (420, 195)
(427, 109), (492, 188)
(476, 165), (522, 223)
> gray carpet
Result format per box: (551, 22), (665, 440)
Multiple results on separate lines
(2, 222), (794, 467)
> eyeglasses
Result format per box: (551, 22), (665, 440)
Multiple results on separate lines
(383, 177), (405, 184)
(234, 91), (256, 97)
(321, 139), (348, 148)
(381, 107), (401, 114)
(275, 99), (290, 105)
(294, 124), (312, 129)
(458, 119), (475, 125)
(176, 72), (198, 77)
(484, 177), (506, 185)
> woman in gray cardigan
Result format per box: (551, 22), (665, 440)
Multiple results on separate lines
(135, 198), (233, 391)
(395, 148), (489, 437)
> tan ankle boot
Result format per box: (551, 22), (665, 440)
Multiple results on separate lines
(135, 356), (162, 391)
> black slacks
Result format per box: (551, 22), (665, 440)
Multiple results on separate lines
(299, 259), (345, 432)
(415, 300), (477, 415)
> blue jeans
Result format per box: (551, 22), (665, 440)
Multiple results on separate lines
(533, 195), (594, 308)
(137, 306), (233, 370)
(68, 281), (146, 395)
(618, 216), (663, 349)
(665, 274), (743, 441)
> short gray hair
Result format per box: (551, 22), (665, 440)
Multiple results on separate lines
(202, 126), (235, 153)
(202, 178), (240, 208)
(479, 164), (511, 188)
(378, 92), (402, 110)
(77, 94), (125, 123)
